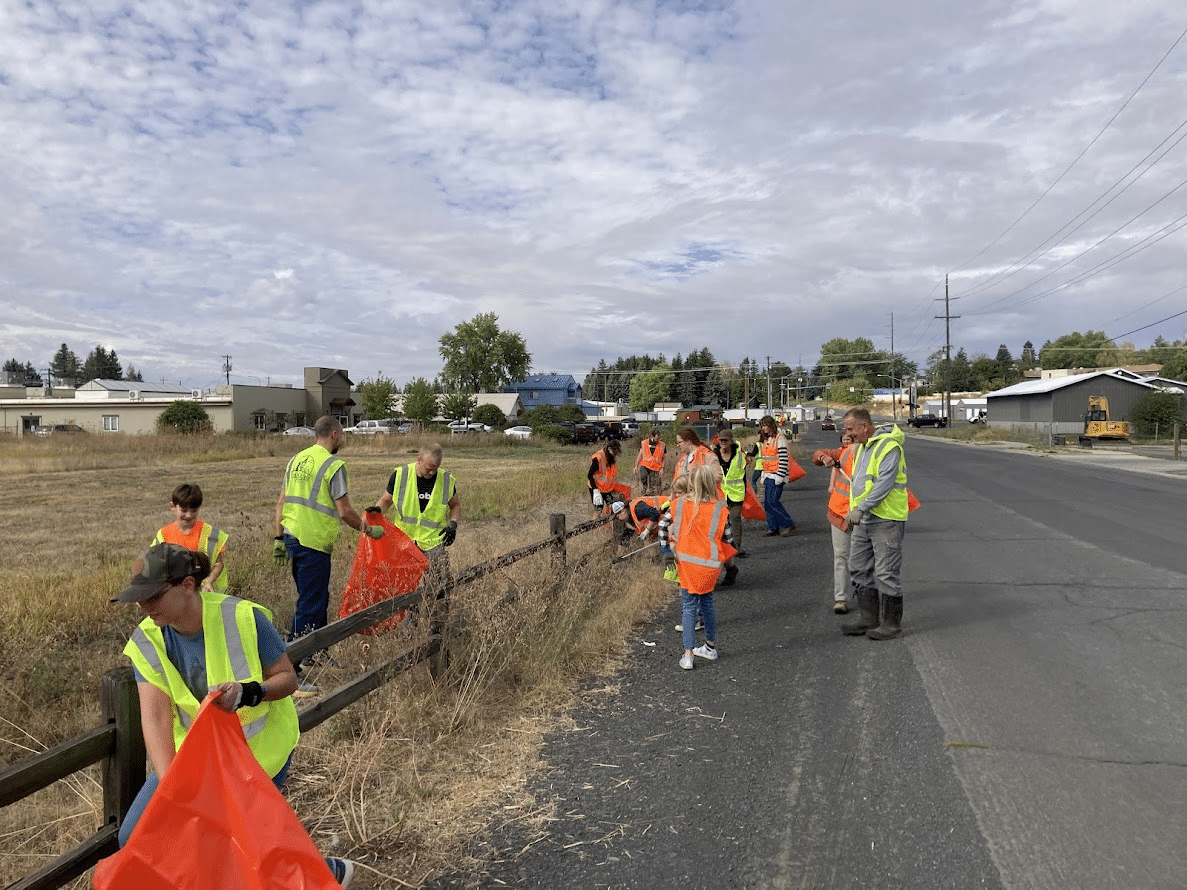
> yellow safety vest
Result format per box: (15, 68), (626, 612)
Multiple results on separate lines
(123, 592), (299, 777)
(281, 444), (345, 553)
(152, 522), (230, 592)
(388, 463), (455, 552)
(850, 432), (908, 521)
(719, 448), (747, 502)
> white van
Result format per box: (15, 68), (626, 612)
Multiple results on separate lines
(347, 419), (399, 435)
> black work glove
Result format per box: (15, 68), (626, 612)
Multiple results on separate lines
(238, 681), (266, 710)
(364, 505), (383, 515)
(442, 520), (458, 547)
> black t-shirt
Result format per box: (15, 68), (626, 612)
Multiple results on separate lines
(386, 468), (457, 513)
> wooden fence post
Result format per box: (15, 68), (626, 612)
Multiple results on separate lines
(100, 666), (144, 832)
(550, 513), (567, 573)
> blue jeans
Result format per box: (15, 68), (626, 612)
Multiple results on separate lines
(848, 517), (905, 599)
(763, 478), (795, 532)
(681, 590), (716, 651)
(119, 754), (292, 847)
(285, 533), (332, 639)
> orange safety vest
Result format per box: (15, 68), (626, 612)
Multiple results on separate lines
(638, 439), (666, 472)
(760, 436), (784, 474)
(826, 444), (856, 526)
(673, 443), (713, 482)
(669, 497), (731, 594)
(591, 448), (618, 493)
(627, 496), (668, 534)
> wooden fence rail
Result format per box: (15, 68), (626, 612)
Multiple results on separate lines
(3, 512), (608, 890)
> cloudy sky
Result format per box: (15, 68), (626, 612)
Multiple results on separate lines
(3, 0), (1187, 391)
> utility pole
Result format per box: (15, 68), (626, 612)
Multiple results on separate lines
(889, 311), (896, 421)
(222, 355), (232, 386)
(935, 276), (960, 424)
(765, 356), (772, 413)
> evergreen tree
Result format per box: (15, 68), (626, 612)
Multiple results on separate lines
(50, 343), (81, 386)
(81, 345), (123, 382)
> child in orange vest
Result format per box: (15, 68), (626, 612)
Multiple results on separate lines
(152, 483), (228, 593)
(659, 466), (737, 670)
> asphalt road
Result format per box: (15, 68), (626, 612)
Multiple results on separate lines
(429, 429), (1187, 890)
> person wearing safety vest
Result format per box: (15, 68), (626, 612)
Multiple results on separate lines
(812, 431), (858, 614)
(375, 441), (461, 592)
(839, 408), (909, 640)
(152, 482), (229, 593)
(659, 465), (738, 670)
(274, 415), (382, 676)
(112, 542), (356, 886)
(757, 415), (796, 536)
(672, 427), (718, 485)
(609, 495), (669, 557)
(712, 427), (751, 557)
(588, 439), (631, 514)
(635, 428), (667, 496)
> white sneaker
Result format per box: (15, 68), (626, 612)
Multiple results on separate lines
(679, 653), (694, 670)
(693, 644), (718, 661)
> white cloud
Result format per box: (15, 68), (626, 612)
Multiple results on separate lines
(2, 0), (1187, 389)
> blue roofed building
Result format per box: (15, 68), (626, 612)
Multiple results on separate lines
(505, 374), (583, 411)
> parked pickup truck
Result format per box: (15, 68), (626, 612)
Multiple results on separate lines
(908, 413), (948, 428)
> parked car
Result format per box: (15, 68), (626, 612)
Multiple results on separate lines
(596, 421), (626, 440)
(504, 425), (533, 439)
(621, 422), (639, 437)
(447, 419), (488, 433)
(33, 423), (87, 437)
(346, 419), (399, 435)
(573, 423), (599, 445)
(908, 413), (948, 428)
(820, 417), (837, 431)
(282, 425), (316, 437)
(396, 422), (414, 434)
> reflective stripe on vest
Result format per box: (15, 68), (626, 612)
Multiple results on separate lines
(851, 436), (908, 520)
(628, 496), (666, 533)
(282, 444), (345, 553)
(639, 440), (665, 472)
(673, 444), (712, 481)
(670, 498), (729, 594)
(391, 464), (455, 551)
(123, 593), (299, 776)
(591, 450), (617, 492)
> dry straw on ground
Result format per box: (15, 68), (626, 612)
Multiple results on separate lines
(0, 432), (671, 888)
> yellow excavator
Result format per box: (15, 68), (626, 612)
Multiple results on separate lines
(1080, 395), (1131, 444)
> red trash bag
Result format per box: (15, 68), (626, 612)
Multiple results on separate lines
(93, 695), (338, 890)
(340, 514), (429, 634)
(907, 489), (922, 512)
(741, 485), (766, 521)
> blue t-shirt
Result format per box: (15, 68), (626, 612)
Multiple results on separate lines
(132, 609), (287, 703)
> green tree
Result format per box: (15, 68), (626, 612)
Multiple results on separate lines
(81, 345), (122, 382)
(472, 403), (507, 429)
(629, 364), (675, 411)
(1158, 350), (1187, 382)
(403, 378), (440, 427)
(815, 337), (878, 383)
(438, 312), (531, 394)
(1019, 341), (1038, 370)
(2, 358), (40, 385)
(440, 391), (476, 422)
(357, 374), (399, 420)
(50, 343), (80, 386)
(556, 404), (587, 423)
(125, 364), (144, 382)
(1039, 331), (1115, 369)
(1129, 391), (1185, 438)
(522, 404), (560, 427)
(157, 400), (211, 433)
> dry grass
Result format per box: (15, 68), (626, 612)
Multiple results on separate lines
(0, 433), (670, 888)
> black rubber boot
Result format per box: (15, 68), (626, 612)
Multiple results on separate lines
(842, 587), (879, 636)
(867, 595), (903, 640)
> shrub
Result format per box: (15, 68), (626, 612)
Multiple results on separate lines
(1129, 391), (1185, 438)
(157, 400), (212, 433)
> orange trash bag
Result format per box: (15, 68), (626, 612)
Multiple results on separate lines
(93, 695), (338, 890)
(339, 513), (429, 634)
(785, 457), (807, 483)
(907, 489), (922, 512)
(741, 485), (766, 521)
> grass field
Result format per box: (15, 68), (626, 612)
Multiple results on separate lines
(0, 431), (673, 888)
